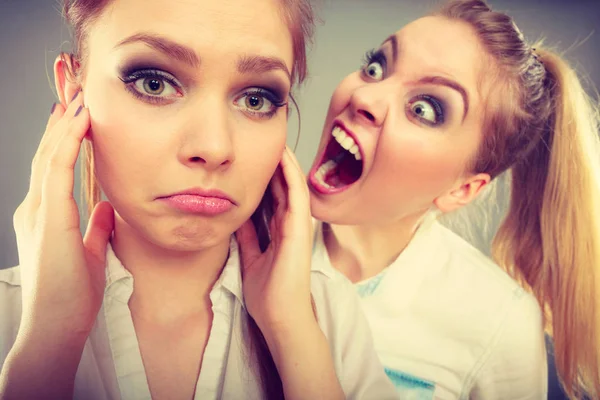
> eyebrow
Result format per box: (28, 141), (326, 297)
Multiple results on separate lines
(116, 33), (201, 68)
(382, 34), (469, 120)
(381, 35), (399, 63)
(416, 76), (470, 121)
(238, 55), (291, 83)
(115, 32), (291, 83)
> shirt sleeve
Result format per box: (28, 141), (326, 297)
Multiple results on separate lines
(312, 271), (399, 400)
(0, 267), (23, 369)
(468, 291), (548, 399)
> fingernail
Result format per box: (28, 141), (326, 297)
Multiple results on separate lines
(70, 90), (80, 103)
(74, 105), (83, 117)
(50, 103), (56, 115)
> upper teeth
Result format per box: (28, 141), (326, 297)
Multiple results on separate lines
(332, 126), (362, 160)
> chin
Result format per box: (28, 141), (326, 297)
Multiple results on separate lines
(130, 217), (233, 254)
(310, 197), (350, 225)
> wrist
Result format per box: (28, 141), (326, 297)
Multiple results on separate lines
(0, 330), (88, 400)
(13, 321), (90, 369)
(259, 313), (323, 366)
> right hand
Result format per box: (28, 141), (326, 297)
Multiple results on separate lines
(12, 92), (114, 343)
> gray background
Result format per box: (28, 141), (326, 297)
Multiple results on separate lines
(1, 0), (599, 268)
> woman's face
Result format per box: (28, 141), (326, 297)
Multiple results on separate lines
(308, 16), (491, 226)
(80, 0), (293, 250)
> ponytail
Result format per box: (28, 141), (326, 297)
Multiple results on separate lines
(492, 49), (600, 399)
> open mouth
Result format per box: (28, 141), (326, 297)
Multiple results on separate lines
(309, 124), (364, 194)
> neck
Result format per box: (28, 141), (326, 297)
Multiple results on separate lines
(111, 217), (230, 323)
(323, 210), (429, 283)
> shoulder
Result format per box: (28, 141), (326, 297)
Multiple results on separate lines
(429, 221), (533, 304)
(0, 266), (24, 369)
(386, 220), (544, 353)
(428, 223), (546, 392)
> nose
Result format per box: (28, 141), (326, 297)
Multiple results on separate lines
(349, 82), (388, 127)
(177, 100), (235, 170)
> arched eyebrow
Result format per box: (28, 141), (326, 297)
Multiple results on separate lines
(116, 33), (201, 68)
(381, 35), (398, 63)
(415, 76), (469, 121)
(237, 55), (291, 83)
(115, 32), (291, 83)
(382, 34), (469, 121)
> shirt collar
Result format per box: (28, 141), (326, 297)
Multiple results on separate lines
(103, 237), (245, 306)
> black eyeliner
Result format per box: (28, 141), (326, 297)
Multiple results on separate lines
(363, 48), (387, 69)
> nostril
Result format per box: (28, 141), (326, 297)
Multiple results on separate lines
(190, 156), (204, 163)
(358, 109), (376, 123)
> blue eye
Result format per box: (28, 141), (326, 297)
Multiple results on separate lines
(409, 95), (445, 125)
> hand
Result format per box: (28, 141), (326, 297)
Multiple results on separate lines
(236, 146), (314, 332)
(12, 93), (114, 342)
(235, 147), (345, 400)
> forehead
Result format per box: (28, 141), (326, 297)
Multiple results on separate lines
(390, 16), (490, 105)
(87, 0), (293, 68)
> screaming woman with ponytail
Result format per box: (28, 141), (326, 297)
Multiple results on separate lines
(307, 0), (600, 398)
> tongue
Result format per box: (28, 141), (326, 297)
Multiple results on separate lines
(324, 151), (362, 187)
(338, 155), (362, 184)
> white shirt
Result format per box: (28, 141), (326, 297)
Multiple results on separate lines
(312, 215), (548, 400)
(0, 238), (398, 400)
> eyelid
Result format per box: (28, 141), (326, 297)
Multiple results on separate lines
(362, 49), (387, 79)
(119, 68), (183, 91)
(408, 94), (446, 126)
(234, 87), (288, 119)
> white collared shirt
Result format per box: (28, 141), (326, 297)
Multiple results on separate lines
(312, 216), (548, 400)
(0, 238), (398, 399)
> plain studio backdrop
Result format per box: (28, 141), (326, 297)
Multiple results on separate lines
(0, 1), (598, 399)
(0, 0), (598, 267)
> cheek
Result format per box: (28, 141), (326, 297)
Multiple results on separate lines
(237, 121), (286, 202)
(327, 74), (358, 119)
(85, 83), (167, 194)
(317, 75), (358, 148)
(375, 132), (466, 196)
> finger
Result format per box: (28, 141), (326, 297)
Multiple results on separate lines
(29, 93), (83, 203)
(279, 147), (310, 215)
(235, 219), (262, 274)
(29, 103), (66, 195)
(83, 201), (115, 267)
(33, 92), (81, 174)
(270, 166), (287, 213)
(41, 101), (90, 205)
(266, 168), (286, 246)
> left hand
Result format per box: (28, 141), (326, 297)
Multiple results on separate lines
(236, 146), (314, 332)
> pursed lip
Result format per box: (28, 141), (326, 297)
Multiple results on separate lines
(158, 188), (235, 204)
(157, 187), (237, 215)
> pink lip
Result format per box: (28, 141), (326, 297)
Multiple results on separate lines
(158, 188), (235, 215)
(307, 120), (364, 196)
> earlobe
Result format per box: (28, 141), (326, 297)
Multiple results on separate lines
(54, 53), (81, 107)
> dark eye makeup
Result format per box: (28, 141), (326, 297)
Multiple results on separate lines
(409, 94), (446, 126)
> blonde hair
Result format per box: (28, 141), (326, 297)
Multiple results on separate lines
(436, 1), (600, 398)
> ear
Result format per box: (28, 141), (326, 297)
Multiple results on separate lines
(433, 172), (491, 213)
(54, 53), (81, 107)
